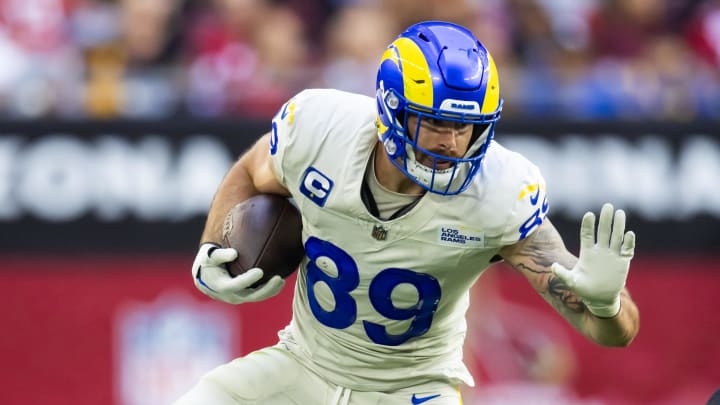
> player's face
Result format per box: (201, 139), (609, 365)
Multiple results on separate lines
(406, 114), (473, 170)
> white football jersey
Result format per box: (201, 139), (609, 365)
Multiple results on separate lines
(269, 89), (548, 391)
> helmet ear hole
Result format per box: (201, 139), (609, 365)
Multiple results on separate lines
(397, 110), (407, 126)
(468, 123), (490, 156)
(472, 123), (489, 140)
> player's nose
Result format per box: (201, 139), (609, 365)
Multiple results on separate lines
(435, 128), (458, 151)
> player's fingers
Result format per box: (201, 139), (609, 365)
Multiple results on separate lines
(208, 247), (238, 264)
(226, 267), (264, 290)
(243, 275), (285, 301)
(621, 231), (636, 258)
(551, 263), (575, 287)
(610, 209), (626, 253)
(579, 211), (596, 250)
(197, 265), (231, 291)
(596, 203), (614, 248)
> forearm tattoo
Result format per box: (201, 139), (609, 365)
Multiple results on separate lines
(547, 275), (585, 314)
(508, 222), (585, 315)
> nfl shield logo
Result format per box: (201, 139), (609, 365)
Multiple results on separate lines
(371, 225), (388, 240)
(114, 292), (236, 405)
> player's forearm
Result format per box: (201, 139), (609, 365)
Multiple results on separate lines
(541, 275), (639, 347)
(582, 289), (639, 347)
(503, 218), (639, 347)
(200, 159), (260, 245)
(200, 134), (290, 245)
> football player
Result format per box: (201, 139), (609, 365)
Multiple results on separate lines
(176, 21), (639, 405)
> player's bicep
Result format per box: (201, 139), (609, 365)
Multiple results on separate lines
(238, 133), (290, 196)
(500, 219), (585, 315)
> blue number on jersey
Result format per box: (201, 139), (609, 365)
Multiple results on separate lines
(270, 99), (295, 155)
(304, 236), (441, 346)
(364, 268), (441, 346)
(305, 237), (358, 328)
(519, 192), (549, 240)
(270, 121), (279, 155)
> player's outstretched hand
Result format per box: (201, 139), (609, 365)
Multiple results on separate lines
(551, 203), (636, 318)
(192, 243), (285, 304)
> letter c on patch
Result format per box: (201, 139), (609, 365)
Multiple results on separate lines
(300, 167), (334, 207)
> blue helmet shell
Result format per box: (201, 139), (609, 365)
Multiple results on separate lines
(376, 21), (502, 195)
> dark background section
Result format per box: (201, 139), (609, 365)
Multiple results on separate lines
(1, 119), (717, 254)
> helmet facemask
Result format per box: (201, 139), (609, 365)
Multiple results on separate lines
(377, 85), (500, 195)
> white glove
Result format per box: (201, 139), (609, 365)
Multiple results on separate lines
(551, 203), (636, 318)
(192, 243), (285, 304)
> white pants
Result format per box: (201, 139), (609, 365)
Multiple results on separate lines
(173, 344), (463, 405)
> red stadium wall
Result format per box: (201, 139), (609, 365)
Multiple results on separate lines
(1, 256), (718, 405)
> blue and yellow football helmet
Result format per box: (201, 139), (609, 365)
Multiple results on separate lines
(376, 21), (502, 195)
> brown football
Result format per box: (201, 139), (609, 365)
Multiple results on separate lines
(221, 194), (304, 286)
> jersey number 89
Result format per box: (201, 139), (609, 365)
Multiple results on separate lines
(305, 236), (441, 346)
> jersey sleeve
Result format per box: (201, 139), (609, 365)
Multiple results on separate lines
(268, 89), (376, 199)
(269, 90), (311, 187)
(499, 159), (549, 245)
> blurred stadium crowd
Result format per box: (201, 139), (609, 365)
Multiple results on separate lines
(1, 0), (719, 120)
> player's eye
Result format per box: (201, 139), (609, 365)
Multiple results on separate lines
(423, 118), (471, 132)
(452, 122), (472, 131)
(423, 117), (439, 127)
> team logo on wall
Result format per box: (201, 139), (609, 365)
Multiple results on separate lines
(114, 292), (236, 405)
